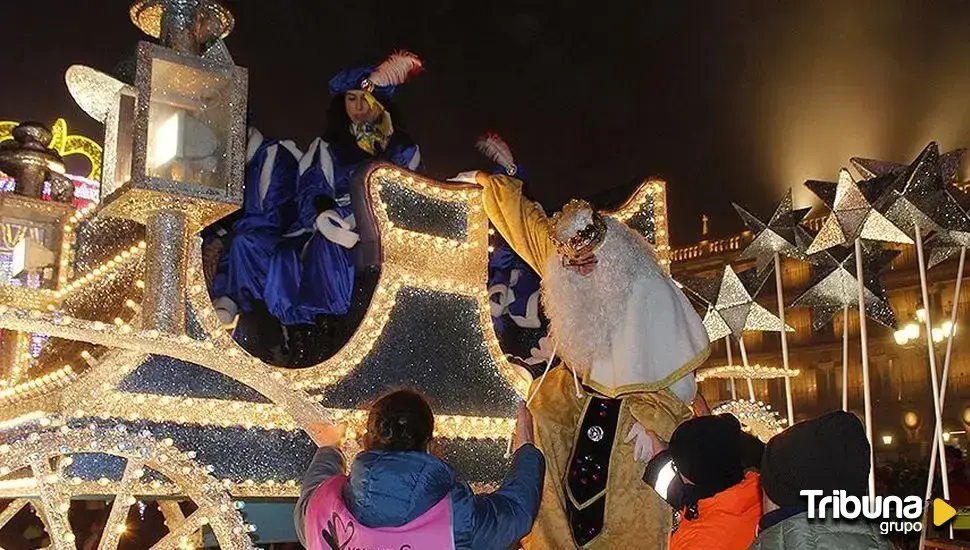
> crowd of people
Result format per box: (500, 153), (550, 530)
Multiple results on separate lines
(296, 392), (904, 550)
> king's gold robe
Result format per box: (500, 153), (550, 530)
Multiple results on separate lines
(476, 172), (708, 549)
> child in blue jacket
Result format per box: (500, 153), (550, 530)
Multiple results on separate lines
(295, 389), (545, 549)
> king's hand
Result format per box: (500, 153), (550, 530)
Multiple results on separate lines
(447, 171), (482, 184)
(626, 422), (666, 464)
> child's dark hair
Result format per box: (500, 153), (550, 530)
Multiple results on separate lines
(364, 389), (434, 452)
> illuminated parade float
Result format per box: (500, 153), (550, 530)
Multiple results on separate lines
(0, 1), (673, 547)
(5, 0), (969, 548)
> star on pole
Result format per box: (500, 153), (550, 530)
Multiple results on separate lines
(791, 241), (898, 330)
(926, 228), (970, 269)
(804, 168), (911, 255)
(680, 265), (793, 342)
(852, 147), (966, 186)
(869, 142), (970, 241)
(733, 189), (816, 274)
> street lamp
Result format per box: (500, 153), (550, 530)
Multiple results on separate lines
(894, 311), (956, 347)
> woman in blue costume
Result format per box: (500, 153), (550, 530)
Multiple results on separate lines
(210, 128), (302, 328)
(266, 52), (424, 367)
(476, 134), (549, 378)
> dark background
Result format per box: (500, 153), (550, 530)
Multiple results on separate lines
(4, 1), (970, 245)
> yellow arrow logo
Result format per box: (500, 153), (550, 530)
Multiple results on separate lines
(934, 498), (957, 527)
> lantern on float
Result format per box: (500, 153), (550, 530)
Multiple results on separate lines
(66, 0), (247, 333)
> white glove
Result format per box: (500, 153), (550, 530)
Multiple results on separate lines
(447, 170), (481, 184)
(625, 422), (656, 464)
(212, 296), (238, 327)
(315, 210), (359, 248)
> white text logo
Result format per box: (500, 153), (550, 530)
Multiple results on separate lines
(801, 490), (924, 534)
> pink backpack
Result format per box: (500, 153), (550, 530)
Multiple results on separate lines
(305, 475), (456, 550)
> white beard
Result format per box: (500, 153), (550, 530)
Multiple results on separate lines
(541, 217), (665, 375)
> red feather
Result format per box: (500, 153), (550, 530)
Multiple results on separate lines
(369, 51), (424, 87)
(476, 133), (516, 172)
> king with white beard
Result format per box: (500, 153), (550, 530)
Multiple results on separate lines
(462, 171), (710, 549)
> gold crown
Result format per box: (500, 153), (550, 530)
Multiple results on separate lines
(550, 199), (607, 263)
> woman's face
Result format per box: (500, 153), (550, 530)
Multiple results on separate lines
(345, 90), (381, 125)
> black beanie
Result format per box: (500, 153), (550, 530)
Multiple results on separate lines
(739, 431), (766, 471)
(669, 414), (745, 499)
(761, 410), (870, 508)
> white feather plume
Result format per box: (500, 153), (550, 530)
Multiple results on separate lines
(369, 51), (424, 87)
(476, 133), (516, 173)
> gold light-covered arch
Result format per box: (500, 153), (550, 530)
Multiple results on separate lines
(0, 164), (672, 501)
(0, 118), (102, 181)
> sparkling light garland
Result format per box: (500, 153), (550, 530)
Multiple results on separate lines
(0, 425), (254, 549)
(696, 364), (800, 382)
(609, 179), (671, 272)
(712, 399), (787, 442)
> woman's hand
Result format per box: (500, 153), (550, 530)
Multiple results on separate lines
(512, 401), (535, 451)
(308, 422), (347, 448)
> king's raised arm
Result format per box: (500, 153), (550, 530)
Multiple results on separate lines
(473, 172), (556, 276)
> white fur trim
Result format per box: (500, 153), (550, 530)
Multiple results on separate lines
(258, 144), (278, 208)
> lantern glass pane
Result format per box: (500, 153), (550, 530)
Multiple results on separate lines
(112, 92), (137, 195)
(145, 57), (232, 190)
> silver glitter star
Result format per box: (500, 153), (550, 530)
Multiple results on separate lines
(926, 228), (970, 269)
(734, 189), (815, 274)
(791, 241), (898, 330)
(866, 144), (970, 252)
(851, 148), (966, 186)
(870, 142), (970, 240)
(804, 168), (911, 255)
(680, 265), (793, 342)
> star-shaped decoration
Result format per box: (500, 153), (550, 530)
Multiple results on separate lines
(926, 228), (970, 269)
(851, 147), (966, 186)
(865, 143), (970, 244)
(733, 189), (816, 274)
(791, 241), (898, 330)
(867, 142), (970, 241)
(679, 265), (793, 342)
(804, 168), (911, 255)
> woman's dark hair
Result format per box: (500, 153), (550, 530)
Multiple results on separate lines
(323, 93), (405, 151)
(364, 389), (434, 452)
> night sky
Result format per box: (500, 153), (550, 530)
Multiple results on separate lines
(4, 1), (970, 245)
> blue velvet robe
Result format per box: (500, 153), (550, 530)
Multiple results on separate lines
(219, 132), (301, 312)
(265, 131), (421, 325)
